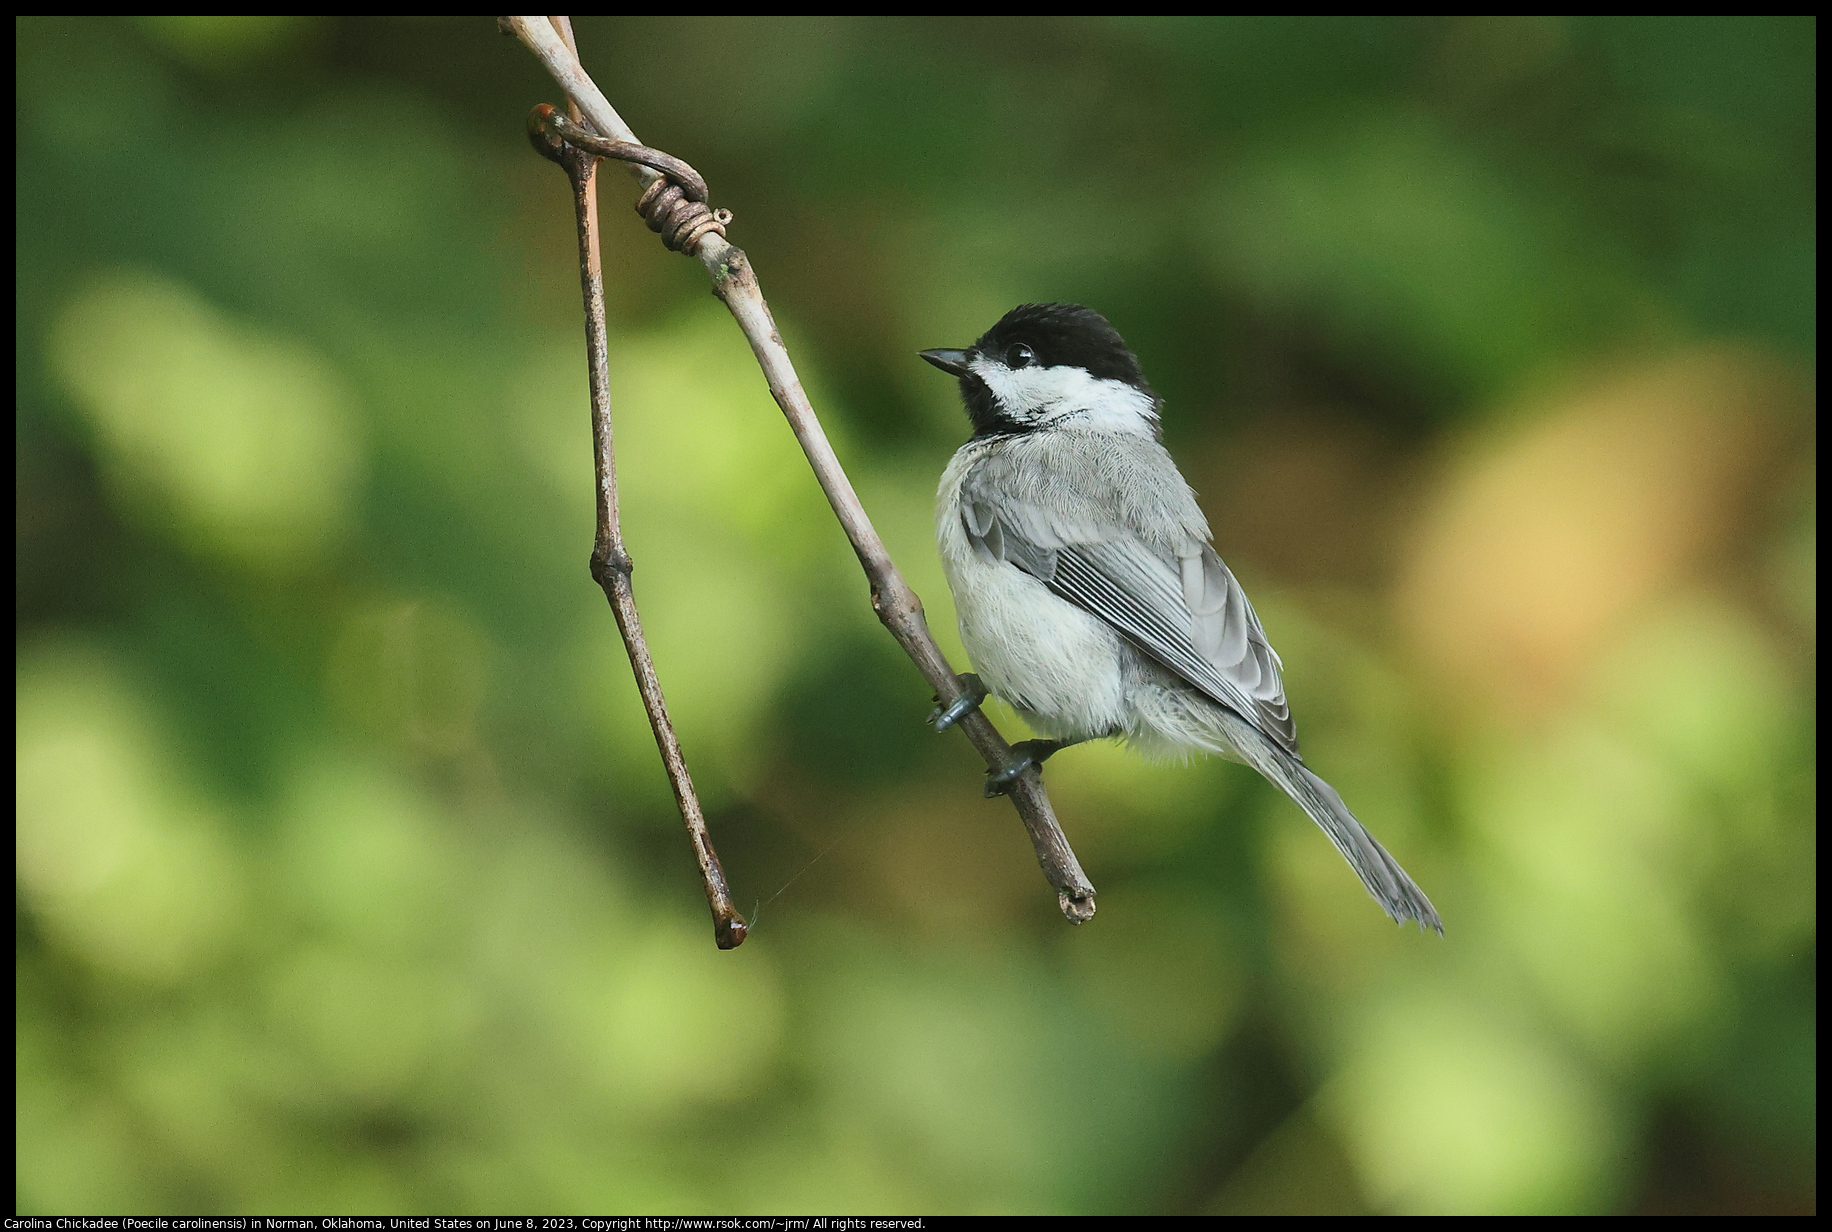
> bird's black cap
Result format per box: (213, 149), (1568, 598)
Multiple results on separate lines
(920, 303), (1155, 439)
(972, 303), (1150, 390)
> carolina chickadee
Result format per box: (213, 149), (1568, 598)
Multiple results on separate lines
(920, 303), (1440, 932)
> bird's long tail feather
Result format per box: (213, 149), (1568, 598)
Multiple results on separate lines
(1214, 710), (1443, 933)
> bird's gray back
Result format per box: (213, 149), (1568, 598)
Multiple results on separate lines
(960, 431), (1211, 555)
(957, 429), (1298, 753)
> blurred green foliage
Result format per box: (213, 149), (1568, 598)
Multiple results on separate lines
(15, 15), (1815, 1215)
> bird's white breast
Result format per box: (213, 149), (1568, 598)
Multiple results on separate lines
(936, 449), (1130, 741)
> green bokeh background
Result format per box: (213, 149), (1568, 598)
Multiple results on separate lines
(15, 16), (1815, 1215)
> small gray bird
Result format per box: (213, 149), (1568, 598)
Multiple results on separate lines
(920, 303), (1440, 932)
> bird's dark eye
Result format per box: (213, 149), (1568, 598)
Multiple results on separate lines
(1007, 344), (1036, 369)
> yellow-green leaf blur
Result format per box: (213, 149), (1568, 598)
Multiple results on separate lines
(16, 15), (1814, 1217)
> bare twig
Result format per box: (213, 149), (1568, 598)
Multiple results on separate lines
(508, 16), (1097, 924)
(528, 78), (746, 950)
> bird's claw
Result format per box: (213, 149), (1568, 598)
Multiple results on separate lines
(983, 739), (1064, 798)
(929, 672), (988, 733)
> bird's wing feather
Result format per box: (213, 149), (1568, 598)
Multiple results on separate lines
(961, 473), (1297, 754)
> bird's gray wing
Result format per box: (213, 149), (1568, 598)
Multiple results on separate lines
(961, 459), (1440, 932)
(960, 484), (1297, 755)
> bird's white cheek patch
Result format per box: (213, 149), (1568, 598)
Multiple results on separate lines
(968, 360), (1158, 434)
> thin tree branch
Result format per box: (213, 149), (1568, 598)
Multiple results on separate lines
(507, 16), (1097, 924)
(528, 70), (747, 950)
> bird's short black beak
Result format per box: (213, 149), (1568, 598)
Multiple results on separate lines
(919, 348), (974, 377)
